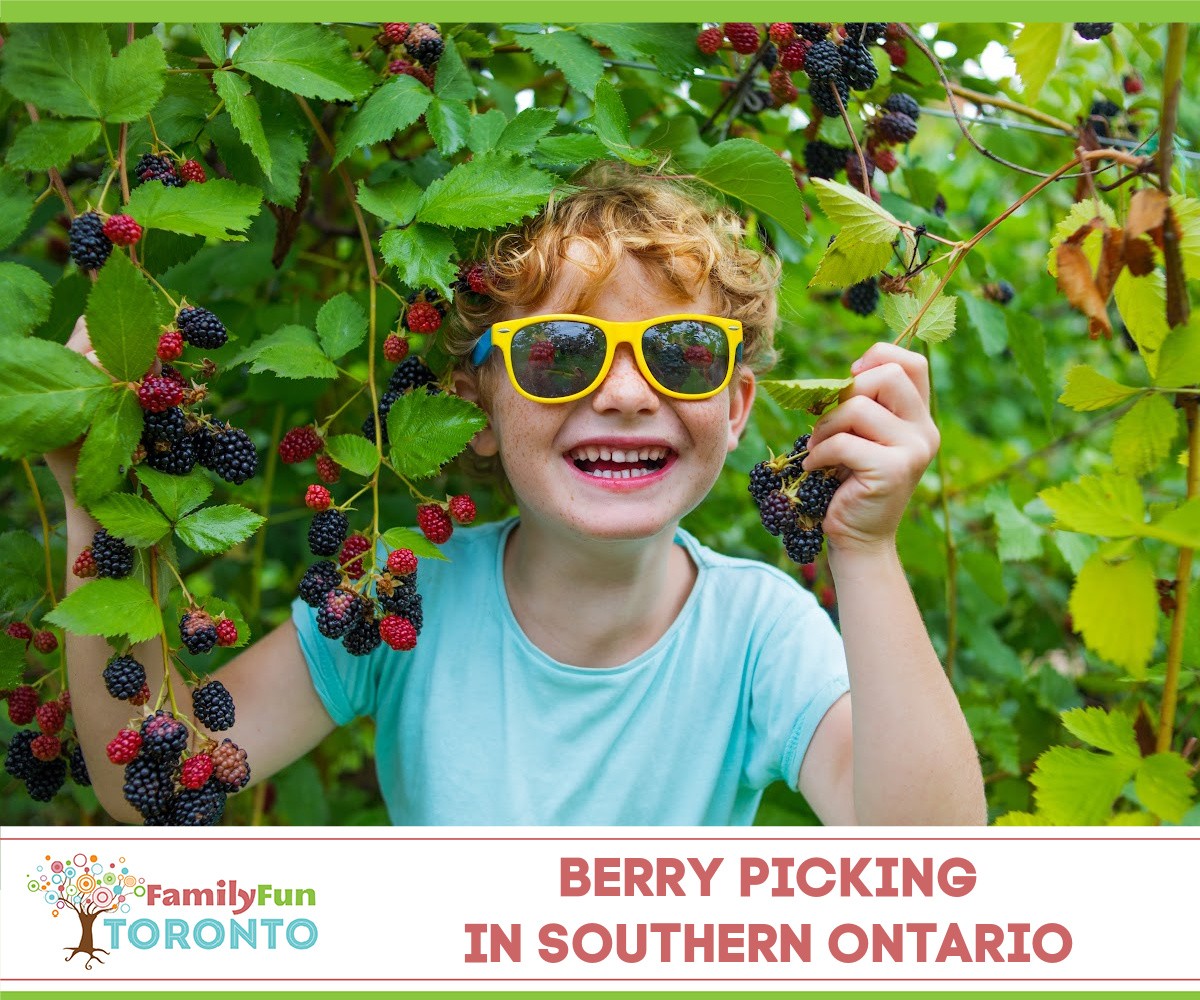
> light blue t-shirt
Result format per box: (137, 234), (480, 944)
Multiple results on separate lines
(291, 518), (849, 825)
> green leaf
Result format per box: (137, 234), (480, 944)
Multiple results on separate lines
(517, 27), (604, 96)
(697, 139), (811, 244)
(1009, 23), (1066, 104)
(195, 23), (227, 67)
(323, 434), (381, 477)
(175, 504), (266, 555)
(1149, 496), (1200, 548)
(1047, 199), (1118, 275)
(381, 526), (450, 562)
(984, 487), (1043, 562)
(0, 338), (112, 459)
(1171, 194), (1200, 279)
(468, 108), (508, 154)
(809, 239), (892, 288)
(0, 263), (53, 336)
(89, 492), (171, 547)
(231, 23), (372, 101)
(5, 120), (100, 171)
(1134, 753), (1196, 823)
(426, 98), (472, 156)
(960, 294), (1009, 356)
(1058, 364), (1142, 411)
(1031, 745), (1136, 825)
(576, 23), (698, 80)
(582, 78), (656, 165)
(993, 810), (1041, 826)
(316, 294), (367, 361)
(134, 466), (213, 522)
(0, 172), (37, 253)
(213, 71), (273, 179)
(85, 251), (163, 382)
(416, 153), (557, 230)
(45, 577), (163, 644)
(379, 224), (459, 300)
(0, 531), (47, 608)
(1156, 316), (1200, 387)
(0, 635), (26, 690)
(387, 391), (488, 479)
(881, 285), (957, 344)
(433, 34), (476, 101)
(0, 25), (108, 119)
(333, 76), (432, 164)
(1040, 472), (1145, 537)
(101, 35), (167, 123)
(357, 178), (423, 227)
(1115, 270), (1171, 360)
(125, 178), (262, 241)
(247, 324), (338, 380)
(1060, 706), (1140, 759)
(757, 378), (852, 416)
(74, 390), (142, 509)
(204, 595), (250, 649)
(495, 107), (559, 154)
(1112, 394), (1179, 476)
(1068, 548), (1157, 677)
(811, 178), (904, 248)
(534, 133), (610, 166)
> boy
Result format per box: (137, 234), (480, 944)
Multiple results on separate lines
(46, 170), (985, 826)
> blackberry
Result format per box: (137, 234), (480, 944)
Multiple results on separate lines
(761, 42), (778, 70)
(134, 152), (173, 179)
(1074, 23), (1113, 40)
(198, 421), (258, 485)
(805, 139), (847, 179)
(794, 23), (830, 42)
(343, 614), (383, 656)
(25, 757), (67, 802)
(984, 280), (1016, 306)
(875, 111), (918, 144)
(142, 431), (198, 475)
(123, 753), (174, 821)
(379, 582), (423, 635)
(316, 588), (362, 639)
(4, 730), (37, 780)
(842, 276), (880, 315)
(797, 471), (841, 519)
(177, 307), (228, 350)
(882, 92), (920, 120)
(723, 22), (761, 55)
(748, 461), (783, 503)
(783, 524), (825, 564)
(69, 744), (91, 786)
(804, 40), (842, 81)
(168, 777), (226, 826)
(211, 738), (251, 791)
(809, 74), (851, 117)
(759, 490), (796, 536)
(192, 681), (235, 731)
(388, 356), (438, 394)
(103, 654), (146, 700)
(299, 561), (341, 607)
(142, 405), (188, 441)
(1091, 98), (1120, 119)
(845, 148), (875, 191)
(309, 509), (349, 557)
(180, 610), (218, 655)
(68, 212), (113, 271)
(140, 710), (189, 763)
(409, 34), (444, 66)
(362, 389), (401, 444)
(92, 528), (135, 579)
(840, 40), (877, 90)
(843, 23), (887, 43)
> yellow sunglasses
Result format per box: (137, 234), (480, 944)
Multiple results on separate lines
(470, 313), (744, 403)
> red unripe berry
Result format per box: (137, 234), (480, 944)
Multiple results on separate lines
(405, 300), (442, 334)
(380, 22), (410, 45)
(461, 262), (489, 294)
(801, 562), (819, 584)
(36, 700), (65, 734)
(157, 330), (184, 361)
(883, 39), (908, 66)
(696, 26), (724, 54)
(58, 689), (71, 713)
(379, 614), (418, 651)
(137, 374), (185, 413)
(769, 22), (796, 44)
(33, 630), (57, 654)
(339, 534), (371, 580)
(106, 728), (143, 764)
(181, 753), (215, 789)
(215, 618), (238, 647)
(779, 38), (810, 71)
(305, 484), (332, 511)
(1123, 74), (1144, 95)
(416, 503), (453, 544)
(179, 159), (207, 183)
(129, 682), (151, 706)
(102, 213), (143, 246)
(278, 426), (323, 463)
(8, 685), (37, 724)
(885, 22), (905, 40)
(6, 622), (33, 643)
(769, 68), (798, 104)
(724, 23), (761, 54)
(31, 733), (62, 762)
(387, 548), (418, 575)
(384, 333), (410, 363)
(390, 58), (419, 77)
(72, 547), (97, 578)
(874, 148), (899, 174)
(819, 584), (837, 609)
(448, 493), (476, 525)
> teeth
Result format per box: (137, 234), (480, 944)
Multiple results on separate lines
(587, 446), (599, 461)
(569, 445), (669, 462)
(585, 467), (655, 479)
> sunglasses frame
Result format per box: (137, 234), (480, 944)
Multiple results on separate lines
(470, 313), (745, 404)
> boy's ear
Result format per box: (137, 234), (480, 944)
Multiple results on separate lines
(726, 367), (756, 453)
(452, 369), (499, 457)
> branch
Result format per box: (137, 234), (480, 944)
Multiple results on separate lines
(1158, 23), (1189, 329)
(24, 104), (76, 217)
(947, 82), (1074, 133)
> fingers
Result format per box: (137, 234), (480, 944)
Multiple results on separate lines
(848, 342), (931, 406)
(807, 393), (913, 454)
(840, 361), (928, 424)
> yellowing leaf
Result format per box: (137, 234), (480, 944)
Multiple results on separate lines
(1115, 269), (1171, 360)
(1010, 23), (1067, 103)
(1039, 472), (1145, 537)
(811, 178), (903, 248)
(1031, 745), (1137, 825)
(1058, 364), (1142, 412)
(1134, 752), (1196, 823)
(1047, 199), (1118, 276)
(809, 239), (892, 288)
(1112, 394), (1179, 476)
(757, 378), (852, 415)
(1060, 706), (1140, 760)
(1068, 548), (1157, 677)
(1155, 315), (1200, 388)
(1170, 194), (1200, 279)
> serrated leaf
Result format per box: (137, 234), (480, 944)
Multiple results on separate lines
(0, 263), (53, 336)
(882, 283), (957, 344)
(357, 178), (423, 227)
(213, 71), (273, 179)
(175, 505), (266, 555)
(134, 466), (213, 522)
(1156, 316), (1200, 387)
(195, 23), (227, 67)
(1134, 753), (1195, 823)
(960, 294), (1008, 356)
(1040, 472), (1145, 537)
(89, 493), (171, 547)
(386, 391), (488, 479)
(696, 139), (810, 244)
(809, 239), (891, 288)
(0, 172), (37, 253)
(1047, 200), (1118, 275)
(451, 27), (493, 59)
(758, 378), (852, 415)
(379, 224), (458, 300)
(246, 324), (337, 380)
(323, 434), (380, 477)
(125, 178), (262, 241)
(0, 338), (112, 459)
(85, 251), (163, 382)
(316, 294), (367, 361)
(984, 487), (1043, 562)
(1069, 548), (1156, 677)
(468, 108), (508, 154)
(1114, 269), (1170, 359)
(0, 531), (46, 608)
(534, 133), (610, 165)
(5, 120), (100, 171)
(381, 526), (449, 561)
(45, 577), (163, 644)
(426, 98), (472, 156)
(582, 78), (655, 165)
(333, 76), (432, 164)
(1008, 315), (1054, 426)
(1031, 744), (1136, 824)
(1060, 706), (1140, 759)
(1150, 496), (1200, 548)
(0, 636), (26, 689)
(521, 28), (605, 97)
(433, 33), (476, 101)
(101, 35), (167, 123)
(74, 389), (142, 508)
(416, 153), (557, 230)
(1010, 23), (1066, 103)
(0, 24), (109, 119)
(993, 810), (1041, 826)
(576, 23), (698, 80)
(812, 178), (903, 248)
(1112, 394), (1179, 476)
(495, 107), (559, 154)
(232, 23), (372, 101)
(1173, 194), (1200, 279)
(1059, 364), (1142, 411)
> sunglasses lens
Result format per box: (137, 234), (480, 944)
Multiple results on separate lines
(642, 320), (732, 394)
(510, 321), (606, 399)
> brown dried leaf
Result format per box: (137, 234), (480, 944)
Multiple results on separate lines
(1095, 225), (1126, 301)
(1126, 189), (1169, 241)
(1125, 235), (1156, 277)
(1056, 242), (1111, 338)
(1065, 217), (1107, 246)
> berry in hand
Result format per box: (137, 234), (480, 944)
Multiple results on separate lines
(306, 484), (332, 511)
(309, 509), (349, 557)
(176, 306), (228, 349)
(68, 212), (113, 270)
(102, 214), (143, 246)
(192, 680), (235, 731)
(106, 729), (143, 764)
(417, 503), (453, 544)
(448, 494), (476, 525)
(92, 528), (135, 579)
(748, 433), (843, 564)
(180, 610), (219, 655)
(279, 426), (323, 463)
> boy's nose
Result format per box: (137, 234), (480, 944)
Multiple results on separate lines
(591, 345), (660, 414)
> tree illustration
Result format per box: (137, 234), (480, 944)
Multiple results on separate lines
(30, 852), (142, 970)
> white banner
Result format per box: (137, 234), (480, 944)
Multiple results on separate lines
(0, 827), (1197, 991)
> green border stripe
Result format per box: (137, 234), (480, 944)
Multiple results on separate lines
(2, 3), (1200, 22)
(4, 994), (1200, 999)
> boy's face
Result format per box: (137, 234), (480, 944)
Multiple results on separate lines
(461, 249), (756, 542)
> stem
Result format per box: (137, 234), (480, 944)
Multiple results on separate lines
(21, 459), (57, 610)
(24, 104), (76, 217)
(831, 81), (870, 197)
(249, 403), (284, 622)
(162, 555), (195, 606)
(140, 268), (181, 312)
(1158, 24), (1189, 329)
(148, 548), (180, 717)
(923, 347), (957, 678)
(947, 82), (1074, 133)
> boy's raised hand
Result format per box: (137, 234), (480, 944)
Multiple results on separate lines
(800, 342), (940, 556)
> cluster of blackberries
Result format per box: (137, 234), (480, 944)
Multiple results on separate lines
(362, 355), (439, 445)
(748, 434), (842, 564)
(379, 22), (443, 85)
(3, 688), (87, 803)
(139, 399), (258, 484)
(1088, 98), (1138, 140)
(133, 152), (207, 188)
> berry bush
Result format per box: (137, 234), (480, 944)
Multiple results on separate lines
(1, 20), (1198, 827)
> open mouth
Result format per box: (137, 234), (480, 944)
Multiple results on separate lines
(566, 445), (673, 480)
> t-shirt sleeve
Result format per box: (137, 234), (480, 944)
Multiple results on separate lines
(742, 592), (850, 792)
(290, 596), (381, 724)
